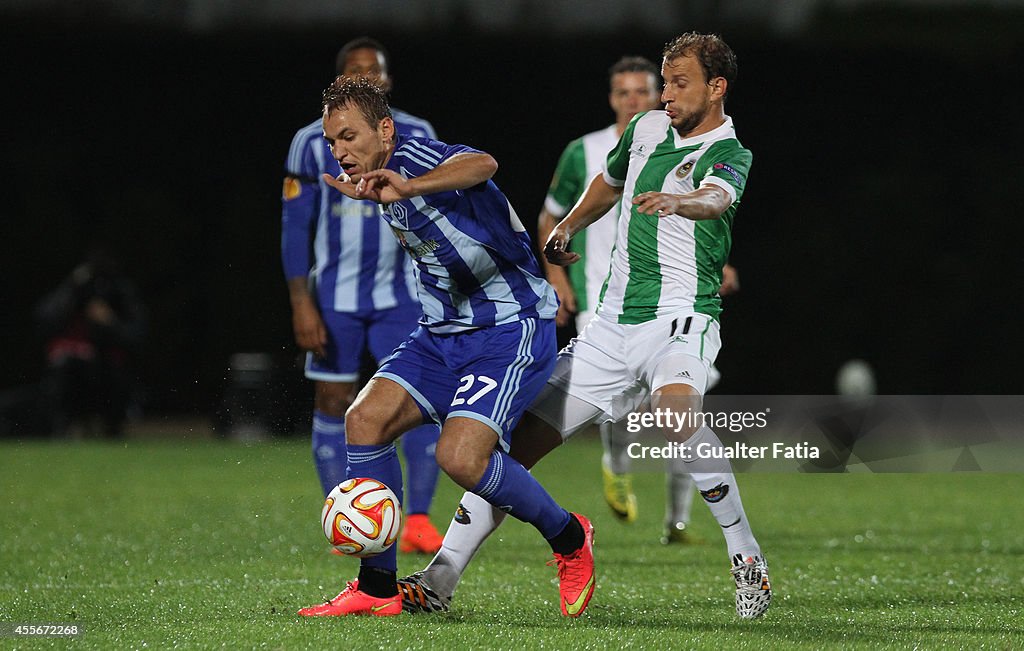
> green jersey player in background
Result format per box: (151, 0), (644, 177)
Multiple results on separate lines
(399, 32), (771, 620)
(537, 56), (739, 544)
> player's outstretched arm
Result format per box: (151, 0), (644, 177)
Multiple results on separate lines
(322, 153), (497, 204)
(633, 184), (732, 221)
(544, 174), (621, 267)
(537, 208), (577, 325)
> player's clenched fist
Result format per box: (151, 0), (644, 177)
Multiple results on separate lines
(632, 191), (684, 217)
(544, 225), (580, 267)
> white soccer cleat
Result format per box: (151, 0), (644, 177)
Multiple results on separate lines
(731, 553), (772, 619)
(396, 571), (451, 614)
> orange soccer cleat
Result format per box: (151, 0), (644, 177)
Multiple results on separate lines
(399, 514), (444, 554)
(297, 581), (402, 617)
(548, 513), (596, 618)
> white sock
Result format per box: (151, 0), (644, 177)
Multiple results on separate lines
(665, 456), (694, 525)
(421, 491), (506, 598)
(600, 419), (635, 474)
(685, 426), (761, 559)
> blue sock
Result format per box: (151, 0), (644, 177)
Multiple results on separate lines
(347, 443), (404, 572)
(472, 449), (571, 540)
(401, 425), (440, 515)
(311, 410), (346, 497)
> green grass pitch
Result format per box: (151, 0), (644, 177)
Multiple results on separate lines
(1, 435), (1022, 649)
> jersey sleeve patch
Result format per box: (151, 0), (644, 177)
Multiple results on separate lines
(282, 176), (303, 201)
(697, 139), (753, 203)
(712, 162), (743, 186)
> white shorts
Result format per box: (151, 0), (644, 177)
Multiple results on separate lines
(575, 310), (596, 335)
(529, 310), (721, 439)
(579, 309), (723, 392)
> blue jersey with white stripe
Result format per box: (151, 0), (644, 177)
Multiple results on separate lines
(380, 135), (558, 334)
(281, 108), (436, 314)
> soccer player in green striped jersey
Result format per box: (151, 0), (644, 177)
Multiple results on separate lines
(400, 33), (771, 620)
(536, 56), (709, 543)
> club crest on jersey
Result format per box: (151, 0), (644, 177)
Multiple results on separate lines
(383, 201), (409, 228)
(675, 160), (695, 179)
(700, 482), (730, 503)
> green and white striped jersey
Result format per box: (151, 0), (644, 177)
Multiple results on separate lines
(597, 111), (751, 324)
(545, 124), (620, 315)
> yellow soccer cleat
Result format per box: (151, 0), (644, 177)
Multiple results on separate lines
(602, 461), (637, 523)
(661, 521), (703, 545)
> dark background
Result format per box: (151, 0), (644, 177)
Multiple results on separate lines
(2, 4), (1022, 421)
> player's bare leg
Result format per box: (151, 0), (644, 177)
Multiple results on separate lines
(345, 377), (425, 446)
(433, 418), (504, 489)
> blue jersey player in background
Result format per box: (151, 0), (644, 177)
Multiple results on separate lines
(281, 37), (444, 554)
(297, 78), (596, 618)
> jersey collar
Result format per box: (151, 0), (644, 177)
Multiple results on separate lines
(384, 134), (408, 172)
(672, 115), (735, 148)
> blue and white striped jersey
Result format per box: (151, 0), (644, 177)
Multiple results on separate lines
(380, 135), (558, 334)
(281, 108), (436, 314)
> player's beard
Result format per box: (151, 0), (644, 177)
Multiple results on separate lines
(672, 102), (710, 137)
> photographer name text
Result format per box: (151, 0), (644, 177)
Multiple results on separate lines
(627, 441), (820, 460)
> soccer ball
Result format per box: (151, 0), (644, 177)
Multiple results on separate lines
(321, 478), (402, 557)
(836, 359), (877, 397)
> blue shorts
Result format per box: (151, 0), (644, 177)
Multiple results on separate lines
(305, 306), (420, 383)
(374, 318), (556, 450)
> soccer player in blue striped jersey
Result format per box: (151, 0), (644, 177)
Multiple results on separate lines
(297, 78), (596, 618)
(281, 37), (444, 553)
